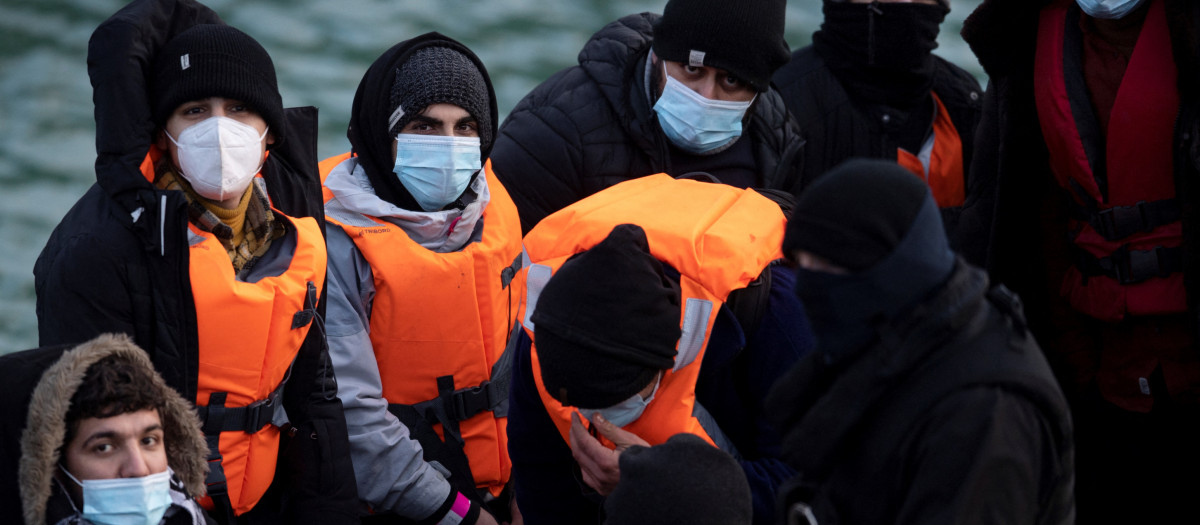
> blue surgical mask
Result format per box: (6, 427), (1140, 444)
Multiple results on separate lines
(1076, 0), (1147, 19)
(653, 64), (755, 155)
(60, 465), (172, 525)
(392, 134), (482, 212)
(579, 373), (662, 428)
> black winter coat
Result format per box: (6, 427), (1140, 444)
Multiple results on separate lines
(490, 13), (806, 233)
(773, 46), (987, 265)
(768, 263), (1075, 525)
(961, 0), (1200, 342)
(31, 1), (357, 523)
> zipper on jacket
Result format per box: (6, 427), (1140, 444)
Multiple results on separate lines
(160, 195), (168, 257)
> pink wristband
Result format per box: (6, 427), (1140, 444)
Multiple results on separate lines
(436, 492), (472, 525)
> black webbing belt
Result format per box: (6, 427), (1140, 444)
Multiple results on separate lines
(1072, 244), (1184, 285)
(1065, 179), (1180, 242)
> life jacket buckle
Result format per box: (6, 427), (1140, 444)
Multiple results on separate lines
(449, 381), (495, 421)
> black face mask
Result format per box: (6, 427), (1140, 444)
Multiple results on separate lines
(813, 1), (948, 108)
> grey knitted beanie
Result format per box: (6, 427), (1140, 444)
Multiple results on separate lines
(388, 45), (492, 151)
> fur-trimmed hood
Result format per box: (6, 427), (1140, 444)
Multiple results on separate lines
(18, 334), (208, 525)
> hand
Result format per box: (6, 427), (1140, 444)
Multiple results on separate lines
(568, 412), (650, 495)
(475, 508), (500, 525)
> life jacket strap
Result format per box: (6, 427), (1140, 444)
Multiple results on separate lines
(197, 374), (288, 435)
(1072, 244), (1183, 285)
(1067, 194), (1181, 242)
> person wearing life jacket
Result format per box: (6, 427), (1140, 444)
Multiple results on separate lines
(33, 1), (358, 523)
(489, 0), (802, 234)
(773, 0), (984, 262)
(505, 176), (815, 525)
(963, 0), (1200, 521)
(319, 33), (518, 525)
(3, 334), (212, 525)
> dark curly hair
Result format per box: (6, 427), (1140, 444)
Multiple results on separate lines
(63, 354), (167, 447)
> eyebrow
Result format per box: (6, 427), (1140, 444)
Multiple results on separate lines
(80, 424), (165, 448)
(406, 115), (477, 128)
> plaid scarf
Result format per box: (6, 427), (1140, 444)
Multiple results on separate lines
(155, 164), (286, 275)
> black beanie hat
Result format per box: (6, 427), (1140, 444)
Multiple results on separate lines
(532, 224), (681, 409)
(784, 159), (933, 271)
(388, 45), (493, 153)
(151, 25), (284, 143)
(652, 0), (791, 92)
(604, 433), (752, 525)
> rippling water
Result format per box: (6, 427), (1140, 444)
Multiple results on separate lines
(0, 0), (983, 353)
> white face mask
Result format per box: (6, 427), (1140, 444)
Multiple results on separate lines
(165, 116), (268, 202)
(60, 465), (173, 525)
(1076, 0), (1147, 19)
(578, 373), (662, 428)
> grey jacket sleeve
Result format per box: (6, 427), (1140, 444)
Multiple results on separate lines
(324, 226), (454, 520)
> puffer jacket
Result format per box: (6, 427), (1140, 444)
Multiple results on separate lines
(3, 334), (210, 525)
(773, 46), (986, 265)
(31, 0), (357, 523)
(489, 13), (805, 233)
(768, 263), (1075, 525)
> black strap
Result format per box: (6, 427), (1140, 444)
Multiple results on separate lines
(1072, 244), (1184, 285)
(500, 252), (523, 290)
(197, 373), (288, 434)
(202, 393), (237, 524)
(725, 262), (775, 342)
(1066, 196), (1181, 242)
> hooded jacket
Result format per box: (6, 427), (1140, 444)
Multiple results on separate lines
(31, 1), (357, 522)
(489, 13), (805, 233)
(768, 263), (1075, 525)
(8, 334), (209, 525)
(321, 33), (520, 523)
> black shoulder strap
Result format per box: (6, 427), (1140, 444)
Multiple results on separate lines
(724, 262), (775, 342)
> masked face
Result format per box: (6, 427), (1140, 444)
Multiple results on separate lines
(160, 98), (272, 207)
(653, 62), (756, 155)
(1076, 0), (1148, 19)
(60, 466), (173, 525)
(59, 408), (171, 525)
(578, 373), (662, 428)
(392, 134), (482, 212)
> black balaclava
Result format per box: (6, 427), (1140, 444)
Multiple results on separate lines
(812, 0), (949, 109)
(347, 33), (498, 212)
(532, 224), (681, 409)
(784, 159), (955, 363)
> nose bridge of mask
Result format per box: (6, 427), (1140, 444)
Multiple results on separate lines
(663, 72), (757, 113)
(394, 134), (482, 168)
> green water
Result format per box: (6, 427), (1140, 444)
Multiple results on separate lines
(0, 0), (983, 352)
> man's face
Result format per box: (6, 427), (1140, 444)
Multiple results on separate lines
(61, 408), (168, 501)
(657, 59), (757, 103)
(391, 103), (478, 161)
(156, 97), (274, 167)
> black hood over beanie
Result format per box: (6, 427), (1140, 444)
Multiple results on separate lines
(603, 433), (752, 525)
(348, 32), (498, 212)
(151, 24), (285, 145)
(785, 159), (955, 363)
(813, 0), (949, 109)
(532, 224), (681, 408)
(652, 0), (791, 92)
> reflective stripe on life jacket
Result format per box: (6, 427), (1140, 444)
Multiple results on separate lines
(323, 158), (523, 496)
(1033, 0), (1183, 321)
(520, 174), (785, 449)
(896, 92), (965, 208)
(188, 209), (326, 515)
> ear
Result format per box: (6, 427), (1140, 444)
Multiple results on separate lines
(265, 130), (276, 147)
(155, 129), (168, 151)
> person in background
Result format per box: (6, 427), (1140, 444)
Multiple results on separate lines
(963, 0), (1200, 520)
(33, 1), (357, 522)
(773, 0), (984, 262)
(6, 334), (211, 525)
(318, 32), (520, 525)
(489, 0), (802, 233)
(767, 159), (1074, 525)
(507, 175), (813, 525)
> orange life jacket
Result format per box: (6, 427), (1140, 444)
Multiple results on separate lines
(519, 174), (785, 449)
(1034, 0), (1183, 321)
(896, 92), (966, 208)
(322, 156), (523, 496)
(139, 149), (326, 515)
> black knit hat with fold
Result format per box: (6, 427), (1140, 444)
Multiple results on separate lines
(151, 24), (285, 143)
(532, 224), (681, 409)
(652, 0), (790, 92)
